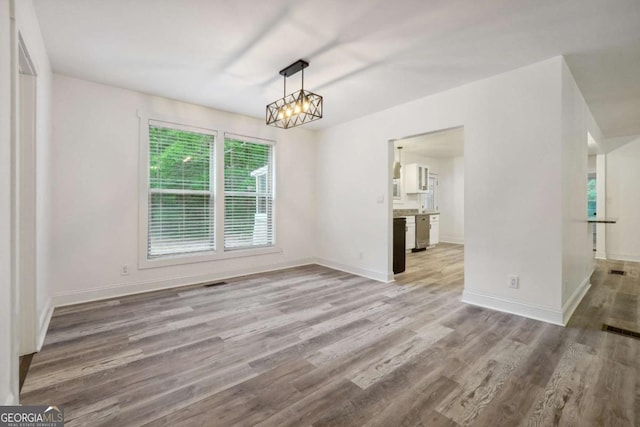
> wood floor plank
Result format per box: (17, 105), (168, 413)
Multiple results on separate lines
(523, 341), (597, 427)
(364, 375), (460, 427)
(437, 338), (532, 425)
(19, 244), (640, 426)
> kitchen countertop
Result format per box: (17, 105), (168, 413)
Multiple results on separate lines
(587, 217), (617, 224)
(393, 210), (439, 218)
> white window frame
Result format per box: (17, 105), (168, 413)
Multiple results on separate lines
(223, 132), (277, 251)
(138, 111), (281, 269)
(425, 173), (439, 212)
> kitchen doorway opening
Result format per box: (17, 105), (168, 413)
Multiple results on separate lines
(390, 126), (465, 283)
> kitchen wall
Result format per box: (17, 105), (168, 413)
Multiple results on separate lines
(606, 135), (640, 262)
(317, 56), (595, 324)
(392, 151), (440, 209)
(50, 74), (317, 305)
(393, 146), (464, 244)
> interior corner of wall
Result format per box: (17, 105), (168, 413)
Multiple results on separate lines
(561, 269), (592, 325)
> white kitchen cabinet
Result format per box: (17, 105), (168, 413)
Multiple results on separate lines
(429, 214), (440, 245)
(403, 163), (430, 193)
(405, 216), (415, 251)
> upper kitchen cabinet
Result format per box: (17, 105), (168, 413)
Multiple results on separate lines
(404, 163), (430, 193)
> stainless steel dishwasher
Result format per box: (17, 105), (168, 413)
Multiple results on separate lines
(412, 214), (430, 252)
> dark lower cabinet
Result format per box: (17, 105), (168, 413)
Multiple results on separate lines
(393, 217), (406, 274)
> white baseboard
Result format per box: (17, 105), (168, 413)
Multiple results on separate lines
(607, 253), (640, 262)
(461, 290), (564, 326)
(314, 258), (393, 283)
(562, 271), (592, 325)
(594, 251), (607, 260)
(439, 234), (464, 245)
(37, 297), (54, 351)
(53, 258), (315, 307)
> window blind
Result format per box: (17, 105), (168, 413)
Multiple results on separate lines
(148, 121), (215, 258)
(224, 135), (274, 250)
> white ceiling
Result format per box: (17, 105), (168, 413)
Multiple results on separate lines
(34, 0), (640, 135)
(395, 127), (464, 158)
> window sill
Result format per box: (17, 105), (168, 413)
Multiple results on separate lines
(138, 246), (283, 269)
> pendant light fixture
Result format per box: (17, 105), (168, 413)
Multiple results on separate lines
(393, 146), (403, 179)
(266, 59), (323, 129)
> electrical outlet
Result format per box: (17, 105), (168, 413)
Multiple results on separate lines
(358, 251), (364, 260)
(509, 275), (519, 289)
(121, 265), (129, 276)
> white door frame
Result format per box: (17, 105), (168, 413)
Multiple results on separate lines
(16, 33), (38, 356)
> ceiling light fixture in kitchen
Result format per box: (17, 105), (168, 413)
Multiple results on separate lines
(266, 59), (323, 129)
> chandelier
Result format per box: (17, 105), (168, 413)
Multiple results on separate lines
(266, 59), (323, 129)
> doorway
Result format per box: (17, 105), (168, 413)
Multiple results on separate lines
(390, 126), (465, 279)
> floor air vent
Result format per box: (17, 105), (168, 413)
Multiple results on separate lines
(602, 324), (640, 340)
(204, 281), (227, 288)
(609, 269), (626, 276)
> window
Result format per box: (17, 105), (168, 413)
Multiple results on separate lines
(392, 179), (401, 200)
(587, 174), (596, 217)
(425, 175), (438, 211)
(224, 135), (274, 250)
(140, 115), (278, 266)
(147, 120), (215, 258)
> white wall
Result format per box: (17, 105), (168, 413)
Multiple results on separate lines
(317, 57), (577, 323)
(0, 0), (16, 406)
(606, 135), (640, 262)
(0, 0), (53, 403)
(438, 156), (464, 244)
(587, 155), (596, 174)
(50, 74), (317, 305)
(559, 60), (599, 323)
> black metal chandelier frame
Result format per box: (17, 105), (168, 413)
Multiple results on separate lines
(266, 59), (323, 129)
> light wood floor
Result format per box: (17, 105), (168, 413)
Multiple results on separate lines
(21, 243), (639, 426)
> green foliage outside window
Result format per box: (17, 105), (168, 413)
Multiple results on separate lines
(148, 126), (214, 253)
(149, 126), (211, 191)
(224, 139), (270, 192)
(587, 177), (596, 217)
